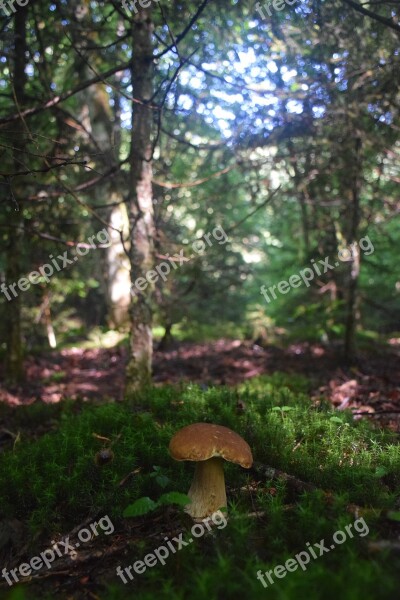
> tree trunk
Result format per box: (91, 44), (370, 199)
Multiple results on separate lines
(344, 137), (362, 363)
(287, 140), (310, 259)
(104, 74), (131, 329)
(125, 9), (155, 393)
(69, 1), (131, 329)
(157, 323), (173, 351)
(106, 201), (131, 329)
(5, 7), (28, 384)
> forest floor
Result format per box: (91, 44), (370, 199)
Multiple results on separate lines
(1, 337), (400, 431)
(1, 338), (400, 599)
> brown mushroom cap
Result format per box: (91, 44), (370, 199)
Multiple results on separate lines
(169, 423), (253, 468)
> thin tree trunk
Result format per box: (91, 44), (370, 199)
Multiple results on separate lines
(5, 7), (28, 383)
(105, 77), (131, 329)
(157, 323), (173, 351)
(38, 292), (57, 349)
(287, 140), (310, 258)
(125, 9), (155, 393)
(344, 137), (362, 362)
(106, 201), (131, 329)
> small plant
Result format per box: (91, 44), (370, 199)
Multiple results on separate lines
(123, 492), (191, 517)
(329, 416), (345, 424)
(150, 465), (171, 489)
(271, 405), (295, 420)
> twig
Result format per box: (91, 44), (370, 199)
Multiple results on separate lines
(341, 0), (400, 33)
(250, 461), (317, 494)
(224, 186), (281, 235)
(152, 164), (236, 189)
(153, 0), (210, 60)
(352, 410), (400, 416)
(0, 160), (88, 178)
(368, 540), (400, 552)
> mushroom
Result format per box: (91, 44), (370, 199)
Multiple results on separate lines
(169, 423), (253, 520)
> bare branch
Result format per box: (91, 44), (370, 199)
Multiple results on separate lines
(153, 0), (210, 60)
(0, 159), (88, 178)
(341, 0), (400, 33)
(152, 164), (236, 188)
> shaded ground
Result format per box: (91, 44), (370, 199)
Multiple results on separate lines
(1, 339), (400, 599)
(1, 338), (399, 429)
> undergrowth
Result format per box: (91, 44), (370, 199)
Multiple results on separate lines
(0, 373), (399, 599)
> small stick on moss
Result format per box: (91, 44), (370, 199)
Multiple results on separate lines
(250, 462), (317, 494)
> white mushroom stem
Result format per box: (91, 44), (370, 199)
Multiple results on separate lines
(186, 457), (227, 520)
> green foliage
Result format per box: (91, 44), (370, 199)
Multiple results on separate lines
(149, 465), (171, 489)
(156, 491), (191, 507)
(123, 497), (158, 518)
(123, 491), (191, 517)
(1, 0), (399, 355)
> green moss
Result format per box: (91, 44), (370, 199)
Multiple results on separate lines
(1, 378), (399, 599)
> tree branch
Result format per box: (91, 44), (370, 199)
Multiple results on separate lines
(0, 159), (87, 178)
(341, 0), (400, 33)
(224, 186), (281, 235)
(0, 61), (139, 126)
(153, 0), (210, 59)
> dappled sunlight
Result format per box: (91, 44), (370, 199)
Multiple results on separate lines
(0, 0), (399, 596)
(1, 340), (399, 424)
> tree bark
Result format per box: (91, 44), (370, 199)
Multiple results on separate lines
(344, 137), (362, 363)
(287, 140), (310, 258)
(105, 201), (131, 329)
(69, 1), (131, 329)
(125, 9), (155, 393)
(5, 7), (28, 383)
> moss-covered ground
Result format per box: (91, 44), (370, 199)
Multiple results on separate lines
(0, 373), (399, 599)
